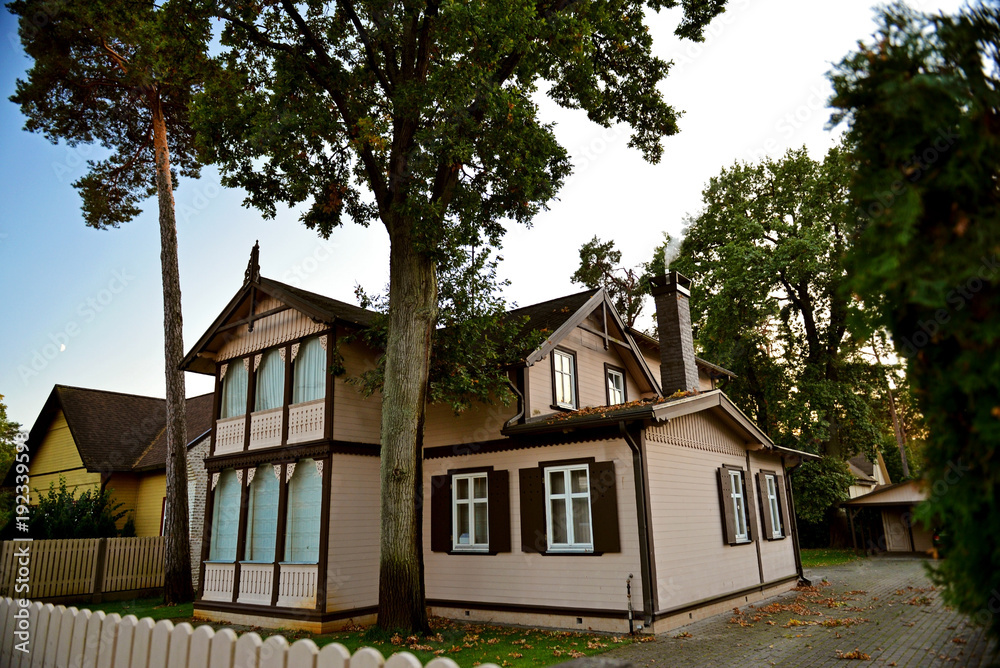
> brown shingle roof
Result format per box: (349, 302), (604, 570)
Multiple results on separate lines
(506, 289), (599, 336)
(132, 393), (215, 470)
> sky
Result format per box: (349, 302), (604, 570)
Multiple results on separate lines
(0, 0), (964, 430)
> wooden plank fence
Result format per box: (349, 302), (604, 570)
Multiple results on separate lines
(0, 598), (500, 668)
(0, 538), (165, 603)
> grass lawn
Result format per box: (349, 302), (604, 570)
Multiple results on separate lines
(68, 598), (643, 667)
(800, 548), (865, 568)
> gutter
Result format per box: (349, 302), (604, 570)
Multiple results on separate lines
(619, 422), (654, 628)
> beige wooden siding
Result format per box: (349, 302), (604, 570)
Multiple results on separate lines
(423, 400), (515, 449)
(645, 413), (763, 611)
(326, 454), (381, 611)
(424, 439), (643, 611)
(698, 368), (714, 391)
(333, 339), (383, 444)
(527, 328), (643, 419)
(746, 450), (798, 582)
(133, 473), (167, 537)
(217, 296), (327, 361)
(28, 410), (101, 503)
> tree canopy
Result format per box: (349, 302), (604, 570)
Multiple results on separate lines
(572, 236), (646, 328)
(195, 0), (730, 630)
(830, 1), (1000, 640)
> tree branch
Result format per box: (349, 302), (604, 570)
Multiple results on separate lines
(340, 0), (394, 94)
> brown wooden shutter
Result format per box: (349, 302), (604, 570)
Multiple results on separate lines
(430, 474), (452, 552)
(775, 473), (789, 538)
(487, 470), (511, 553)
(519, 467), (546, 553)
(589, 461), (620, 553)
(718, 467), (737, 545)
(757, 472), (775, 540)
(742, 470), (759, 542)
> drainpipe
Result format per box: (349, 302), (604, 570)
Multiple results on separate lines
(784, 456), (809, 585)
(503, 372), (526, 430)
(619, 422), (654, 628)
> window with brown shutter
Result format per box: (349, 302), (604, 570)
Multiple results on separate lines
(718, 465), (753, 546)
(757, 470), (786, 540)
(430, 469), (511, 554)
(519, 460), (620, 554)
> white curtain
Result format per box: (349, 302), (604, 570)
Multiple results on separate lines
(220, 362), (248, 418)
(255, 349), (285, 411)
(209, 470), (240, 561)
(284, 458), (322, 562)
(247, 465), (279, 562)
(292, 337), (326, 404)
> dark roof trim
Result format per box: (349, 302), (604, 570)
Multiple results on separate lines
(626, 327), (737, 379)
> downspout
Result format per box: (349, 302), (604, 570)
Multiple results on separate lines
(503, 371), (526, 430)
(619, 422), (654, 628)
(784, 456), (809, 585)
(748, 449), (765, 586)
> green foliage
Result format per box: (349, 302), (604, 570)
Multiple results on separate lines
(28, 477), (130, 540)
(353, 252), (546, 414)
(791, 457), (854, 526)
(572, 236), (646, 328)
(829, 2), (1000, 640)
(0, 395), (20, 483)
(8, 0), (213, 228)
(669, 146), (886, 458)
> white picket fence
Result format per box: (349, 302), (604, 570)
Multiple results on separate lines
(0, 598), (499, 668)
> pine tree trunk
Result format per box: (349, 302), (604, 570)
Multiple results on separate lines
(377, 218), (435, 632)
(151, 92), (193, 604)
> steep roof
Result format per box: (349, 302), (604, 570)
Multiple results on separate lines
(132, 393), (215, 471)
(507, 289), (600, 336)
(7, 385), (214, 486)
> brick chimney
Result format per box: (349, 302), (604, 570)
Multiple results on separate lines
(649, 271), (699, 395)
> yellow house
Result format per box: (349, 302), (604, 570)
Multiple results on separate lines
(6, 385), (213, 543)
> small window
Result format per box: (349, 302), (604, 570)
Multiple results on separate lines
(729, 469), (749, 542)
(209, 469), (240, 561)
(255, 349), (285, 411)
(606, 367), (626, 405)
(220, 362), (248, 418)
(545, 465), (593, 551)
(759, 471), (785, 540)
(453, 473), (489, 551)
(552, 349), (577, 409)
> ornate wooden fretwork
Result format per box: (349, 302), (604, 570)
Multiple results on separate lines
(291, 343), (301, 361)
(246, 468), (256, 486)
(286, 462), (296, 482)
(212, 472), (220, 490)
(273, 464), (282, 480)
(315, 459), (324, 477)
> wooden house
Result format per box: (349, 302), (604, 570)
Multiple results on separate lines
(6, 385), (214, 584)
(182, 252), (817, 634)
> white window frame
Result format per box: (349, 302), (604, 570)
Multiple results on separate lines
(452, 473), (489, 551)
(553, 350), (576, 409)
(607, 368), (625, 405)
(765, 473), (783, 539)
(544, 464), (593, 552)
(729, 469), (749, 542)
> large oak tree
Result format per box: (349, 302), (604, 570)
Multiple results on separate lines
(195, 0), (729, 630)
(10, 0), (213, 603)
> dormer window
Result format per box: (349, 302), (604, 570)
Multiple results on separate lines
(220, 361), (248, 418)
(255, 348), (285, 411)
(552, 349), (577, 410)
(292, 336), (326, 404)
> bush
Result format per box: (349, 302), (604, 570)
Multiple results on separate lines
(28, 477), (130, 539)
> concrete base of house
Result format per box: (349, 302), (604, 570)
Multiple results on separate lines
(429, 605), (634, 635)
(193, 604), (377, 634)
(649, 574), (800, 634)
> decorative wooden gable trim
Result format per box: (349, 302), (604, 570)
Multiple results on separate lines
(522, 289), (660, 396)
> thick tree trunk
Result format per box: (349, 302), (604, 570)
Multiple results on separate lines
(377, 218), (436, 632)
(151, 93), (194, 604)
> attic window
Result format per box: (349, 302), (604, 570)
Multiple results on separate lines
(606, 366), (626, 405)
(552, 349), (577, 410)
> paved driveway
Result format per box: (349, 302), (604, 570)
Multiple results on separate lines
(599, 557), (997, 667)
